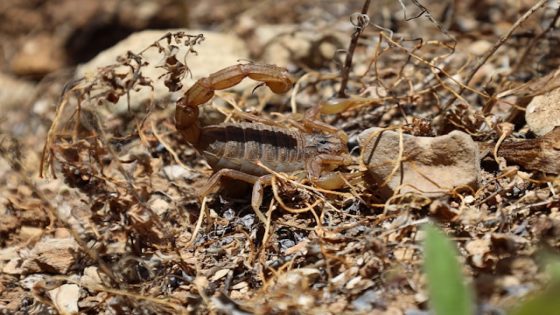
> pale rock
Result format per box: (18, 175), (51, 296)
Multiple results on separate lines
(2, 245), (30, 275)
(330, 267), (359, 287)
(10, 34), (65, 76)
(352, 290), (380, 312)
(19, 226), (43, 241)
(345, 276), (363, 290)
(48, 284), (81, 315)
(393, 247), (414, 261)
(3, 258), (24, 275)
(254, 24), (348, 67)
(210, 268), (230, 282)
(254, 24), (308, 66)
(20, 274), (49, 290)
(22, 237), (79, 274)
(463, 195), (476, 204)
(0, 73), (36, 110)
(231, 281), (248, 290)
(77, 29), (249, 113)
(468, 40), (492, 56)
(0, 214), (19, 235)
(358, 128), (480, 198)
(525, 87), (560, 136)
(54, 228), (72, 238)
(277, 268), (321, 287)
(0, 245), (19, 261)
(465, 238), (490, 256)
(32, 99), (52, 116)
(81, 266), (103, 288)
(149, 198), (170, 216)
(162, 164), (192, 180)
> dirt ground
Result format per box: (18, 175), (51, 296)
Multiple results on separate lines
(1, 0), (560, 314)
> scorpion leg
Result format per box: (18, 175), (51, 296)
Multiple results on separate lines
(199, 169), (273, 213)
(251, 175), (273, 213)
(230, 110), (283, 127)
(301, 104), (349, 142)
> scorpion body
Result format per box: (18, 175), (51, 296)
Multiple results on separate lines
(175, 63), (350, 211)
(199, 122), (306, 176)
(197, 122), (348, 176)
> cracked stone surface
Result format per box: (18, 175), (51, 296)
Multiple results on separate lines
(358, 128), (481, 198)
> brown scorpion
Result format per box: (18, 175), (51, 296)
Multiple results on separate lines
(175, 63), (352, 212)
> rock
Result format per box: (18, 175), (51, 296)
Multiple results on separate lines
(19, 226), (44, 241)
(466, 238), (490, 256)
(48, 284), (81, 315)
(54, 228), (72, 239)
(0, 214), (19, 235)
(525, 87), (560, 136)
(162, 164), (192, 180)
(3, 257), (24, 275)
(358, 128), (480, 198)
(9, 34), (66, 76)
(352, 290), (381, 312)
(80, 266), (103, 288)
(254, 24), (309, 66)
(276, 268), (321, 287)
(20, 274), (48, 290)
(0, 73), (36, 110)
(21, 237), (79, 274)
(254, 24), (348, 68)
(468, 40), (492, 56)
(0, 245), (19, 261)
(77, 29), (249, 113)
(149, 198), (170, 216)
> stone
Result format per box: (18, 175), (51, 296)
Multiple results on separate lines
(9, 34), (66, 76)
(254, 24), (348, 68)
(162, 164), (192, 180)
(21, 237), (79, 274)
(19, 226), (44, 241)
(468, 40), (492, 56)
(48, 284), (81, 315)
(77, 29), (249, 113)
(0, 214), (18, 235)
(2, 258), (24, 275)
(0, 73), (36, 110)
(358, 128), (480, 198)
(254, 24), (310, 66)
(80, 266), (103, 288)
(525, 87), (560, 136)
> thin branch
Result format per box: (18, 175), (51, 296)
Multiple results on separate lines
(338, 0), (371, 98)
(441, 0), (549, 112)
(512, 5), (560, 73)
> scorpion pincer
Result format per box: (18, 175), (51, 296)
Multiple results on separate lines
(175, 63), (352, 212)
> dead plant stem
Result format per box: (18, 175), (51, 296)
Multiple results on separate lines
(338, 0), (371, 98)
(513, 5), (560, 73)
(441, 0), (549, 112)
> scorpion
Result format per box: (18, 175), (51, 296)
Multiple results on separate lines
(175, 63), (352, 212)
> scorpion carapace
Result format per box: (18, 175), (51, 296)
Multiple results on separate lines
(175, 63), (352, 212)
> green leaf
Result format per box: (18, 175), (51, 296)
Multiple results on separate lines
(423, 223), (474, 315)
(541, 253), (560, 282)
(512, 254), (560, 315)
(512, 285), (560, 315)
